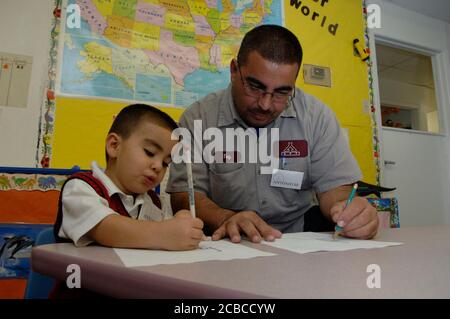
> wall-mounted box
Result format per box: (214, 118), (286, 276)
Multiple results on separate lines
(0, 52), (33, 108)
(303, 64), (332, 87)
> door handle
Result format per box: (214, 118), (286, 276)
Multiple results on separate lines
(384, 160), (396, 165)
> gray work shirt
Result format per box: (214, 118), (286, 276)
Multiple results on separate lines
(166, 85), (362, 232)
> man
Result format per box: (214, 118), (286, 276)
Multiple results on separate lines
(166, 25), (378, 243)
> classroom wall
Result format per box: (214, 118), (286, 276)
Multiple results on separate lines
(368, 0), (450, 226)
(0, 0), (54, 167)
(48, 1), (378, 184)
(0, 1), (378, 184)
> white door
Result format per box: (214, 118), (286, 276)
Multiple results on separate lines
(370, 37), (450, 227)
(381, 128), (448, 226)
(365, 0), (450, 227)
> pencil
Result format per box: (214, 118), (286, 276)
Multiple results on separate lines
(333, 183), (358, 239)
(185, 150), (196, 218)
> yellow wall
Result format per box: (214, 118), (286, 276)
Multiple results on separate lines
(51, 97), (183, 168)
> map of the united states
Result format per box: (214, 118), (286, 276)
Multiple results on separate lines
(60, 0), (282, 107)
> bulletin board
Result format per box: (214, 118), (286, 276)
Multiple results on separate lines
(40, 0), (379, 184)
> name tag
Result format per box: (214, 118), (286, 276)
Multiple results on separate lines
(270, 169), (303, 190)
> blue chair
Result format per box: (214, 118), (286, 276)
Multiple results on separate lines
(24, 227), (56, 299)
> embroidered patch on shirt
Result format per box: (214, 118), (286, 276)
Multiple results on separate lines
(279, 140), (308, 158)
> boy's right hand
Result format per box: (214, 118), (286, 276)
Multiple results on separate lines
(161, 210), (205, 251)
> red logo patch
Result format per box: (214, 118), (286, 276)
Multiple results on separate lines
(279, 140), (308, 158)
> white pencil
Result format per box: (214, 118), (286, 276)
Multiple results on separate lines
(185, 149), (196, 218)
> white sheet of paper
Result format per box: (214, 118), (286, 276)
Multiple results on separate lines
(114, 239), (276, 267)
(263, 232), (402, 254)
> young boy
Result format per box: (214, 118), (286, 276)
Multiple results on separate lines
(54, 104), (205, 251)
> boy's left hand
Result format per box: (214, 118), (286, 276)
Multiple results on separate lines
(330, 197), (379, 239)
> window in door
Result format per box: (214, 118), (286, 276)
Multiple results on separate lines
(376, 43), (440, 133)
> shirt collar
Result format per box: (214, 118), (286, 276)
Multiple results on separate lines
(280, 93), (297, 118)
(90, 161), (145, 206)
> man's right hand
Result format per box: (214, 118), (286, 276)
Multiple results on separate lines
(211, 210), (282, 243)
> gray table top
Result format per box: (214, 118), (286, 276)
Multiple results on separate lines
(32, 225), (450, 298)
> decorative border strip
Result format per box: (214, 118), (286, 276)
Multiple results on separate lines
(0, 173), (68, 191)
(36, 0), (62, 168)
(362, 0), (381, 185)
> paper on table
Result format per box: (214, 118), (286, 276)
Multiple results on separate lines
(263, 232), (402, 254)
(114, 239), (276, 267)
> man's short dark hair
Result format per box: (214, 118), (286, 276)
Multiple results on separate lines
(106, 104), (178, 161)
(237, 24), (303, 68)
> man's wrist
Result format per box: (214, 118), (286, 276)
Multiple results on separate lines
(216, 208), (235, 228)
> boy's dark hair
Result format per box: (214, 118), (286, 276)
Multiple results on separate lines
(237, 25), (303, 68)
(106, 104), (178, 161)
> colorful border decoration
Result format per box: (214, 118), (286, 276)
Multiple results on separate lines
(0, 173), (68, 191)
(362, 0), (381, 185)
(0, 166), (82, 191)
(36, 0), (62, 168)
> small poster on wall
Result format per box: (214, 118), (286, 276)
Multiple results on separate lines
(0, 223), (50, 279)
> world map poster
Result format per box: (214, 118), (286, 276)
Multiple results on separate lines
(59, 0), (283, 107)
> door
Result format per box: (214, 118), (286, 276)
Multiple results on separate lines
(370, 38), (449, 227)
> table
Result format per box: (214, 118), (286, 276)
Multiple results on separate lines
(31, 225), (450, 298)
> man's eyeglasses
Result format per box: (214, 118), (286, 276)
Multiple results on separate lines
(237, 61), (295, 104)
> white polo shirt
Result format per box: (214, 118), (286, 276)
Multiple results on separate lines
(58, 161), (167, 246)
